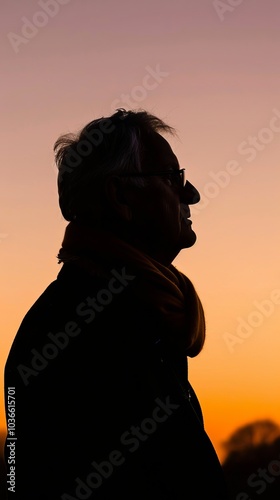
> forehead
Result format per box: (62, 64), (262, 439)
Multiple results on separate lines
(143, 132), (179, 171)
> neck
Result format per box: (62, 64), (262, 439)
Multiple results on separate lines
(73, 219), (180, 267)
(103, 226), (178, 266)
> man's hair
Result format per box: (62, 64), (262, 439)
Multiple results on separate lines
(54, 108), (176, 221)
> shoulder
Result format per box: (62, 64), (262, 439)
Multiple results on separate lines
(5, 262), (164, 380)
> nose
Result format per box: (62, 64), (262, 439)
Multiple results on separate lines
(181, 180), (200, 205)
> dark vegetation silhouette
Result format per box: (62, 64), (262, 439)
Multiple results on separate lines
(222, 420), (280, 499)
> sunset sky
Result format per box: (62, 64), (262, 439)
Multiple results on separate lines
(1, 0), (280, 462)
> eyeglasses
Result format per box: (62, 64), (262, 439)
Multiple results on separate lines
(119, 168), (186, 188)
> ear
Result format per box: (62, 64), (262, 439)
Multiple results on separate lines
(104, 176), (132, 222)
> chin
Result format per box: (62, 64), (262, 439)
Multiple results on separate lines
(180, 229), (197, 248)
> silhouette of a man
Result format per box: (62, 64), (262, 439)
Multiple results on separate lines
(4, 109), (230, 499)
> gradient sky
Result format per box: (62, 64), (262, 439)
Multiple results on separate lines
(1, 0), (280, 461)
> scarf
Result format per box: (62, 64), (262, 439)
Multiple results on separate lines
(57, 221), (206, 358)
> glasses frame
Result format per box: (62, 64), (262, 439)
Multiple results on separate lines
(119, 168), (186, 188)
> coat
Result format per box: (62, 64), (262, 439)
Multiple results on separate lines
(4, 260), (231, 499)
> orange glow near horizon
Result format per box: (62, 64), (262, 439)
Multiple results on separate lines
(1, 0), (280, 464)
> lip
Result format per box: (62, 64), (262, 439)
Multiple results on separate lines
(181, 214), (192, 224)
(180, 204), (191, 219)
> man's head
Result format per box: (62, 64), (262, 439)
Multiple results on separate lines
(54, 108), (201, 264)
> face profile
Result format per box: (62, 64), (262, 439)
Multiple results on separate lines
(100, 128), (201, 265)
